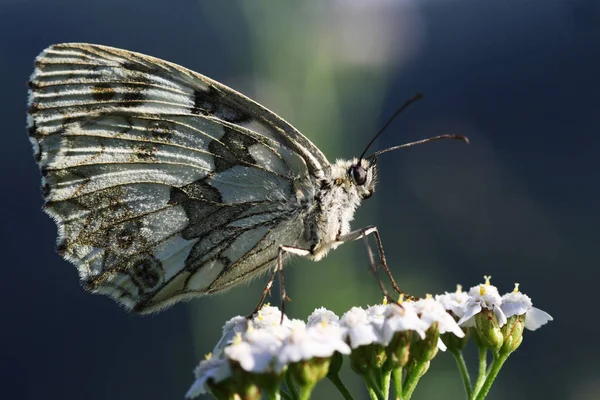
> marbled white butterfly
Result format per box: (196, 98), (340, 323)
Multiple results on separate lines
(27, 43), (467, 314)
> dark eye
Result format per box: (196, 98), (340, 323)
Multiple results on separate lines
(350, 165), (368, 185)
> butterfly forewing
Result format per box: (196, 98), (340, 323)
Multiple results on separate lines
(28, 43), (328, 312)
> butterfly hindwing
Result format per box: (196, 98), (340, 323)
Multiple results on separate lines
(28, 43), (324, 312)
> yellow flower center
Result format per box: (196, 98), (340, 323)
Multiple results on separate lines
(479, 285), (486, 296)
(233, 332), (243, 345)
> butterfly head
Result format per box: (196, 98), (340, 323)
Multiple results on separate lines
(331, 158), (377, 200)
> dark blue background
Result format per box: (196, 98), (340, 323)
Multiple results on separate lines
(2, 1), (598, 399)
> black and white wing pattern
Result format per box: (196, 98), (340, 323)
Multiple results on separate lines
(27, 43), (331, 312)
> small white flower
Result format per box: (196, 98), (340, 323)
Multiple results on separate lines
(288, 319), (306, 327)
(411, 297), (465, 351)
(435, 285), (469, 319)
(413, 297), (465, 338)
(501, 284), (553, 330)
(261, 319), (297, 343)
(366, 303), (388, 332)
(252, 305), (290, 329)
(381, 303), (428, 345)
(212, 315), (248, 358)
(457, 276), (507, 327)
(340, 306), (383, 348)
(225, 328), (282, 373)
(185, 356), (230, 398)
(307, 307), (340, 326)
(277, 320), (351, 369)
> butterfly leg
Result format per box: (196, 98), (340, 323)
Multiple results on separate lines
(248, 265), (279, 318)
(249, 245), (311, 320)
(337, 226), (418, 302)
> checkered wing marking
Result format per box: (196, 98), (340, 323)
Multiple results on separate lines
(27, 43), (328, 312)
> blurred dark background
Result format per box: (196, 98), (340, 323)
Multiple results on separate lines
(2, 0), (599, 399)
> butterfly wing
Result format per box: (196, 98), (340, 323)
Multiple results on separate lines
(28, 43), (327, 312)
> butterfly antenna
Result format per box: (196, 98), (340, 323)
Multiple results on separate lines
(368, 134), (469, 159)
(359, 93), (423, 161)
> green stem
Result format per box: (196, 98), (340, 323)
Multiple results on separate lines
(382, 369), (392, 400)
(367, 385), (379, 400)
(285, 374), (300, 400)
(450, 350), (472, 399)
(472, 346), (488, 398)
(473, 353), (510, 400)
(374, 367), (383, 388)
(364, 372), (386, 400)
(327, 373), (354, 400)
(392, 367), (403, 400)
(298, 384), (315, 400)
(402, 361), (428, 400)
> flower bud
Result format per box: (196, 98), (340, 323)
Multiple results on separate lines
(500, 314), (525, 354)
(385, 331), (412, 368)
(441, 327), (470, 353)
(411, 322), (440, 363)
(224, 363), (263, 400)
(288, 357), (331, 388)
(349, 344), (387, 375)
(475, 308), (504, 352)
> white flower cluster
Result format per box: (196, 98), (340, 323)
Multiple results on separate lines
(186, 279), (552, 398)
(435, 278), (553, 331)
(186, 299), (462, 398)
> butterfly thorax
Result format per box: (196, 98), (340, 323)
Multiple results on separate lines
(307, 158), (376, 261)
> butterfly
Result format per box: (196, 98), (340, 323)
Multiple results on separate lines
(27, 43), (467, 314)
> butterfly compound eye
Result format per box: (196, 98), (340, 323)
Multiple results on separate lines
(350, 165), (368, 186)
